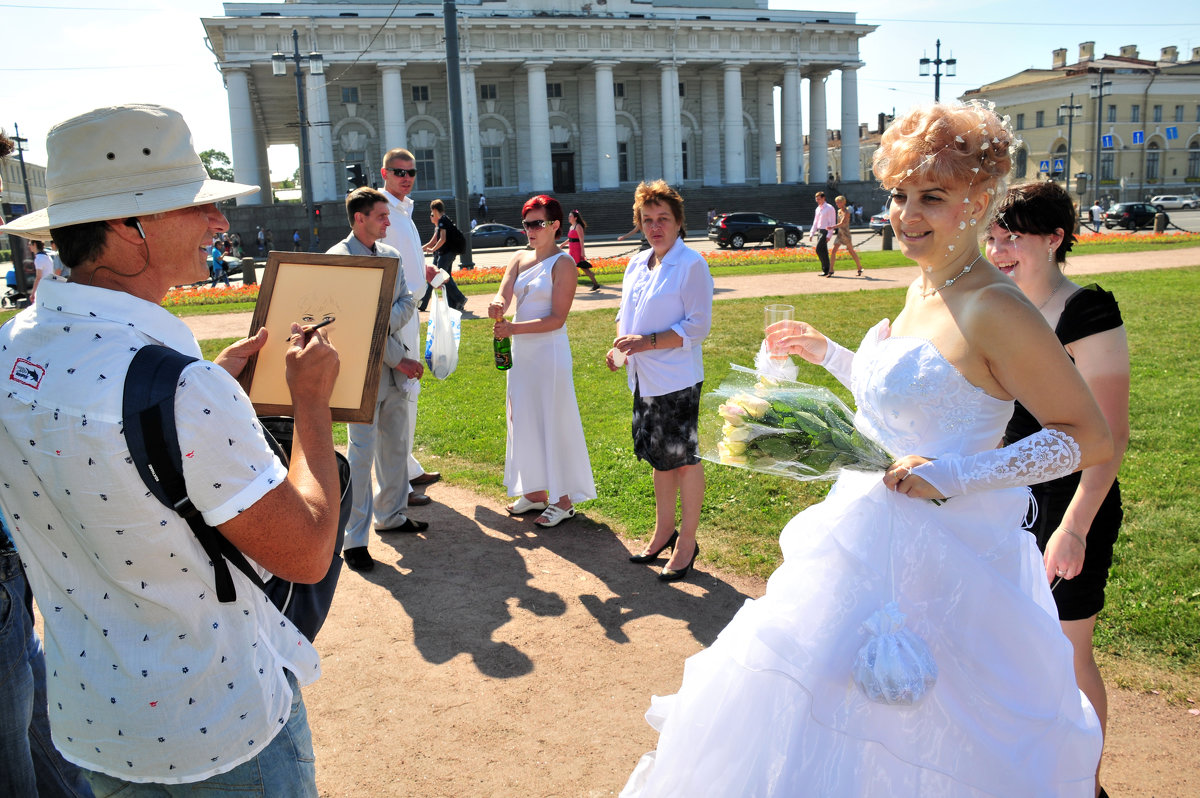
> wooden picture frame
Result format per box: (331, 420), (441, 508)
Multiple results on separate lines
(238, 251), (397, 423)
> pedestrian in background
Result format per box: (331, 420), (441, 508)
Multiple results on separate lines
(809, 190), (836, 277)
(562, 208), (601, 292)
(420, 199), (468, 312)
(1089, 200), (1104, 234)
(830, 195), (863, 277)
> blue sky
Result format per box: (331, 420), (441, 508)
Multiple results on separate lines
(1, 1), (1195, 180)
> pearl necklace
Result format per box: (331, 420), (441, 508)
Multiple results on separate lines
(921, 253), (984, 298)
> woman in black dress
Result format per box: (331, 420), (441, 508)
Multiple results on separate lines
(985, 180), (1129, 798)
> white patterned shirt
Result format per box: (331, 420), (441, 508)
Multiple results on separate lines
(616, 237), (713, 397)
(0, 277), (319, 783)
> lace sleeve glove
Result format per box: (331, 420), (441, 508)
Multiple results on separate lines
(908, 428), (1081, 499)
(820, 337), (855, 389)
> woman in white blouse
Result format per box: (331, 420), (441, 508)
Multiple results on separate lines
(607, 180), (714, 581)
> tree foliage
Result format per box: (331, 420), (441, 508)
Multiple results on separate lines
(199, 149), (235, 183)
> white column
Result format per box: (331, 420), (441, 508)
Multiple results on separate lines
(305, 69), (336, 202)
(700, 73), (721, 185)
(723, 62), (746, 185)
(640, 72), (663, 180)
(758, 75), (777, 185)
(525, 61), (553, 192)
(225, 68), (262, 206)
(840, 66), (861, 182)
(255, 132), (273, 204)
(781, 65), (802, 184)
(660, 62), (680, 184)
(808, 69), (829, 185)
(593, 61), (620, 189)
(461, 64), (483, 194)
(378, 62), (407, 152)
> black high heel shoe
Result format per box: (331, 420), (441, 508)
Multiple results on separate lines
(658, 541), (699, 582)
(629, 531), (678, 563)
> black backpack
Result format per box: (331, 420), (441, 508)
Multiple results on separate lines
(121, 345), (350, 642)
(442, 217), (466, 254)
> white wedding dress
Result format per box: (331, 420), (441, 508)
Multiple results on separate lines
(503, 255), (596, 504)
(621, 320), (1102, 798)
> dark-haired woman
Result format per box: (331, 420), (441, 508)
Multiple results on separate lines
(608, 180), (713, 581)
(488, 195), (595, 528)
(986, 179), (1129, 798)
(562, 209), (601, 291)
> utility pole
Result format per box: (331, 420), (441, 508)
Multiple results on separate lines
(1091, 69), (1112, 207)
(273, 31), (323, 252)
(443, 1), (474, 268)
(1058, 93), (1082, 194)
(12, 124), (34, 212)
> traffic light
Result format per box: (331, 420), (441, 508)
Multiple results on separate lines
(313, 206), (322, 222)
(346, 164), (366, 190)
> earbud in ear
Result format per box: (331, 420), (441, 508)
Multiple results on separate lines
(124, 218), (146, 239)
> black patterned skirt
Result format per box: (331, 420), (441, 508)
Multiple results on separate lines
(632, 380), (703, 472)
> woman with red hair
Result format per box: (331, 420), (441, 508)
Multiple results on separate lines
(488, 195), (595, 528)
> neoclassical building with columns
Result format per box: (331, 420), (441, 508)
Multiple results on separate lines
(202, 0), (874, 207)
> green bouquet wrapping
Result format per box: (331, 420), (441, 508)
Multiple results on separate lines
(701, 364), (893, 481)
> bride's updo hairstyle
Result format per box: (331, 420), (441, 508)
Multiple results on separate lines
(872, 101), (1016, 227)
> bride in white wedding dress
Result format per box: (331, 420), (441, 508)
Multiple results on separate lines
(620, 102), (1113, 798)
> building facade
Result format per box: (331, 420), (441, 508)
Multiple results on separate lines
(962, 42), (1200, 205)
(201, 0), (875, 206)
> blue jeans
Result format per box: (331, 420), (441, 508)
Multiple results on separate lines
(0, 546), (94, 797)
(82, 672), (317, 797)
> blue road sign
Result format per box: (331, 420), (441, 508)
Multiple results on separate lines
(1039, 160), (1050, 173)
(1101, 134), (1114, 148)
(1132, 130), (1144, 144)
(1166, 126), (1178, 140)
(1053, 158), (1065, 173)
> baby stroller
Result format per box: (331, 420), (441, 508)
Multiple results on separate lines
(3, 267), (30, 309)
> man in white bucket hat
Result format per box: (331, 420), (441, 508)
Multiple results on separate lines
(0, 104), (341, 795)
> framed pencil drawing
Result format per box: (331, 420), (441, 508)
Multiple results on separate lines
(238, 251), (397, 423)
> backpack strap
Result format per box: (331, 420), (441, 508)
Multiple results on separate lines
(122, 345), (266, 603)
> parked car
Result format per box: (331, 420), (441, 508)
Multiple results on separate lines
(869, 197), (892, 232)
(1149, 194), (1197, 210)
(1103, 202), (1167, 230)
(470, 223), (526, 248)
(708, 212), (804, 249)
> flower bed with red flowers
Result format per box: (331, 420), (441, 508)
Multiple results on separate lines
(162, 283), (259, 308)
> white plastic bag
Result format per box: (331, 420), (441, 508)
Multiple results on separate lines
(423, 286), (461, 380)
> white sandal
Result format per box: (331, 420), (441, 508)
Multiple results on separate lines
(507, 496), (548, 515)
(534, 505), (575, 528)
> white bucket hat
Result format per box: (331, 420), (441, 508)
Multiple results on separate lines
(0, 104), (258, 240)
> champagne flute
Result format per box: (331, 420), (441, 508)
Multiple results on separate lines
(764, 304), (794, 361)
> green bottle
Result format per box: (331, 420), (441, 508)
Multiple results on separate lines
(494, 335), (512, 370)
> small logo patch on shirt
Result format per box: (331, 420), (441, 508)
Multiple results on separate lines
(10, 358), (45, 389)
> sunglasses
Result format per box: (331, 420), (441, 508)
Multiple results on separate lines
(522, 219), (551, 230)
(388, 167), (418, 177)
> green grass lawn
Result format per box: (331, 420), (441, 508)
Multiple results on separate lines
(199, 265), (1200, 678)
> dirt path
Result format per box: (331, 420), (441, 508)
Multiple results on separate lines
(189, 248), (1199, 796)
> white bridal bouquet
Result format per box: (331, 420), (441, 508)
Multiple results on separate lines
(702, 364), (893, 481)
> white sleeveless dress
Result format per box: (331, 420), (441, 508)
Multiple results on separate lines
(621, 319), (1102, 797)
(504, 255), (596, 504)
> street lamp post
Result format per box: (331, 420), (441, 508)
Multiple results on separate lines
(1058, 92), (1082, 194)
(1090, 69), (1112, 208)
(919, 40), (956, 103)
(273, 31), (323, 252)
